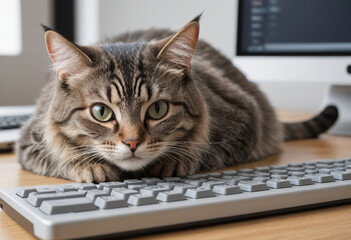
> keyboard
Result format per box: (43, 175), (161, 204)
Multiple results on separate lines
(1, 158), (351, 240)
(0, 114), (31, 130)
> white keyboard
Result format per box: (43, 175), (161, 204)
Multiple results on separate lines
(1, 158), (351, 240)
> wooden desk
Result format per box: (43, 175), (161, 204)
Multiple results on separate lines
(1, 111), (351, 240)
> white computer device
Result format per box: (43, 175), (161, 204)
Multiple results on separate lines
(233, 0), (351, 135)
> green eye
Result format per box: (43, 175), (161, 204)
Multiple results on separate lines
(147, 100), (168, 120)
(91, 104), (114, 122)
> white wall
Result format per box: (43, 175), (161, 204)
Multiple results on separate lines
(78, 0), (329, 111)
(0, 0), (52, 106)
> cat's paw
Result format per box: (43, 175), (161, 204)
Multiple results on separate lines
(70, 161), (120, 183)
(147, 159), (199, 178)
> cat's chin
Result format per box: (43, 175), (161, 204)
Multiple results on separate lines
(113, 156), (155, 171)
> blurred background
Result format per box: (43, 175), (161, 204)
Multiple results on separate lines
(0, 0), (350, 112)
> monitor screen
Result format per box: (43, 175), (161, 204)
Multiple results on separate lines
(237, 0), (351, 56)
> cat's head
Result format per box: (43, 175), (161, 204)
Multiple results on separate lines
(44, 16), (208, 172)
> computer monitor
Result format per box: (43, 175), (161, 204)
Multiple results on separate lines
(233, 0), (351, 135)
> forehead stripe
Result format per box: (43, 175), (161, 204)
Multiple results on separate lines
(111, 74), (126, 97)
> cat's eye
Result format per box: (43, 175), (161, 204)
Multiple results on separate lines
(91, 104), (114, 122)
(147, 100), (168, 120)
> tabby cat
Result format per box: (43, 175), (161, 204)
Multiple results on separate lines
(17, 16), (338, 183)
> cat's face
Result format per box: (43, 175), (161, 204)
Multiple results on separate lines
(45, 20), (208, 171)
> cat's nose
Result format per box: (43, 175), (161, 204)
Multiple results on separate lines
(122, 138), (141, 152)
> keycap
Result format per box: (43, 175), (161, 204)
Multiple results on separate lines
(221, 177), (241, 185)
(201, 181), (226, 189)
(212, 184), (241, 195)
(99, 182), (126, 190)
(184, 187), (216, 199)
(111, 188), (138, 200)
(287, 176), (313, 186)
(306, 174), (334, 183)
(123, 179), (144, 186)
(287, 167), (305, 172)
(140, 186), (171, 197)
(95, 196), (128, 209)
(288, 163), (304, 167)
(208, 172), (222, 178)
(27, 191), (86, 207)
(163, 177), (182, 182)
(330, 171), (351, 180)
(253, 177), (270, 183)
(266, 179), (292, 189)
(127, 194), (158, 206)
(76, 183), (98, 190)
(270, 164), (287, 170)
(290, 172), (305, 177)
(221, 170), (237, 176)
(271, 174), (288, 180)
(254, 172), (270, 177)
(254, 166), (270, 172)
(54, 185), (77, 192)
(238, 168), (254, 174)
(86, 190), (110, 201)
(141, 178), (163, 185)
(40, 198), (97, 214)
(172, 184), (196, 194)
(156, 191), (186, 202)
(184, 179), (207, 187)
(16, 187), (37, 198)
(316, 159), (334, 165)
(319, 169), (332, 174)
(270, 169), (288, 175)
(36, 187), (56, 194)
(157, 182), (178, 189)
(127, 184), (147, 191)
(305, 169), (318, 174)
(238, 181), (268, 192)
(186, 174), (208, 180)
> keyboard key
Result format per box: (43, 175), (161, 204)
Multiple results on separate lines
(305, 169), (318, 174)
(330, 171), (351, 180)
(36, 187), (56, 194)
(208, 172), (222, 178)
(111, 188), (138, 200)
(95, 196), (128, 209)
(266, 179), (292, 189)
(127, 194), (158, 206)
(287, 176), (313, 186)
(238, 168), (254, 174)
(201, 181), (226, 189)
(123, 179), (144, 186)
(86, 190), (110, 201)
(163, 177), (182, 182)
(27, 191), (86, 207)
(140, 186), (171, 197)
(40, 198), (97, 215)
(306, 174), (334, 183)
(184, 187), (216, 199)
(270, 164), (287, 170)
(288, 163), (304, 168)
(270, 169), (288, 175)
(252, 177), (270, 183)
(287, 167), (305, 172)
(212, 184), (241, 195)
(76, 183), (98, 190)
(172, 184), (196, 194)
(141, 178), (163, 185)
(238, 181), (268, 192)
(16, 187), (37, 198)
(254, 172), (270, 177)
(319, 169), (332, 174)
(99, 182), (126, 190)
(184, 179), (207, 187)
(54, 185), (77, 192)
(221, 170), (237, 176)
(254, 166), (270, 172)
(157, 182), (178, 190)
(289, 172), (305, 177)
(156, 191), (186, 202)
(271, 174), (288, 180)
(127, 184), (148, 191)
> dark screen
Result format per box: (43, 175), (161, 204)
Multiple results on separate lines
(237, 0), (351, 55)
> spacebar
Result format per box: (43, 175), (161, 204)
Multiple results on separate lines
(40, 198), (98, 215)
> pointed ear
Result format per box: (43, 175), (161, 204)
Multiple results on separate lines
(45, 30), (92, 82)
(155, 17), (200, 72)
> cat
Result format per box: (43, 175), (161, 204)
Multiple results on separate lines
(17, 15), (338, 183)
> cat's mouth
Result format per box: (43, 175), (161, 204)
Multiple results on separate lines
(123, 156), (142, 161)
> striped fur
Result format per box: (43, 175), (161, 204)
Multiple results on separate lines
(17, 17), (338, 183)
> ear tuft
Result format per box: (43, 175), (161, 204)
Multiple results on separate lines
(41, 24), (53, 32)
(45, 30), (92, 82)
(156, 17), (200, 72)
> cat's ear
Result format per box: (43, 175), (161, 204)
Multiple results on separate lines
(44, 29), (92, 82)
(155, 15), (200, 72)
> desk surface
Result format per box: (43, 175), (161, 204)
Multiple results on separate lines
(1, 111), (351, 240)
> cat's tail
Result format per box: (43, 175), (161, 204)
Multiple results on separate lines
(283, 105), (338, 141)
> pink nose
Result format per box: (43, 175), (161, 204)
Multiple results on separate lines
(122, 139), (141, 152)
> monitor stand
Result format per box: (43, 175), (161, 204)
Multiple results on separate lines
(324, 85), (351, 136)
